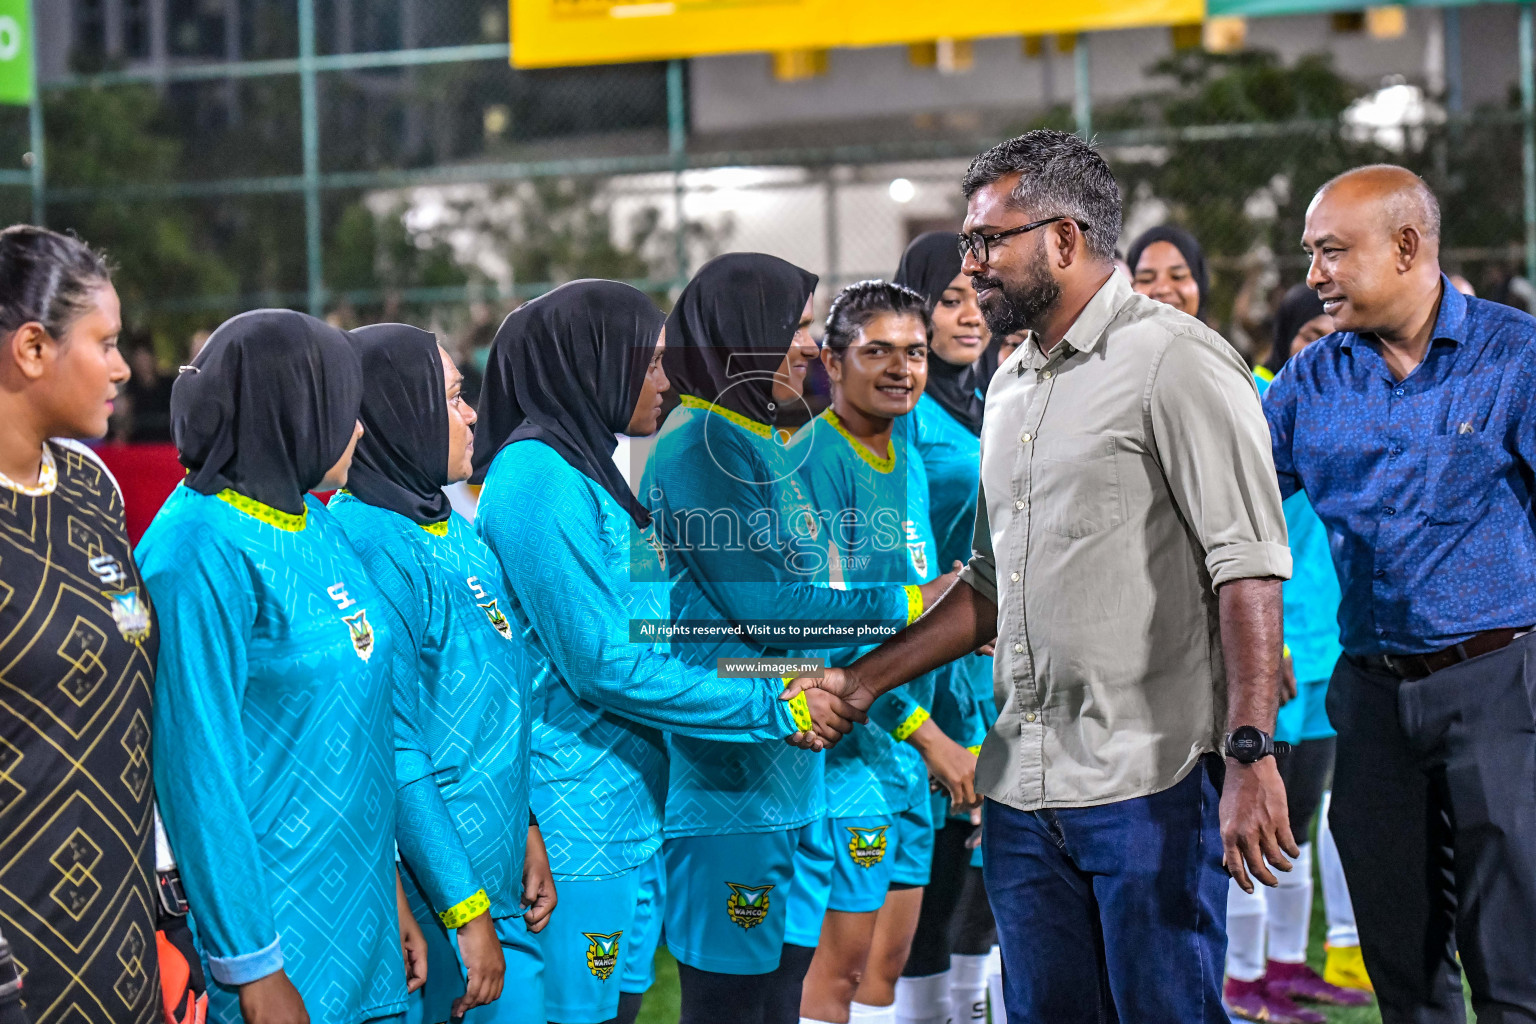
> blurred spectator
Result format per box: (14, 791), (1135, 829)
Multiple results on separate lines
(458, 318), (499, 408)
(1449, 273), (1476, 297)
(1128, 225), (1208, 322)
(188, 329), (212, 361)
(123, 345), (173, 442)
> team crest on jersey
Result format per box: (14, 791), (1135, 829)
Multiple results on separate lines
(846, 826), (889, 869)
(478, 598), (513, 640)
(725, 882), (774, 930)
(903, 520), (928, 578)
(107, 588), (151, 643)
(583, 932), (621, 980)
(343, 610), (375, 661)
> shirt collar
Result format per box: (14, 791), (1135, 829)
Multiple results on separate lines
(1022, 271), (1130, 367)
(1338, 275), (1465, 351)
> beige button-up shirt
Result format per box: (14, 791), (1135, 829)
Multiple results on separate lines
(960, 271), (1291, 812)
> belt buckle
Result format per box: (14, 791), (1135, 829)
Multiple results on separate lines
(157, 869), (189, 917)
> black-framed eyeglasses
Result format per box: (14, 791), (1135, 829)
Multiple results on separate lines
(957, 216), (1089, 264)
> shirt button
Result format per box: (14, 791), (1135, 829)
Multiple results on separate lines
(1013, 643), (1024, 654)
(1025, 712), (1037, 723)
(1010, 571), (1020, 582)
(1389, 447), (1402, 457)
(1020, 432), (1033, 443)
(1015, 499), (1025, 510)
(1040, 371), (1052, 381)
(1394, 388), (1405, 397)
(1384, 506), (1396, 515)
(1374, 569), (1386, 578)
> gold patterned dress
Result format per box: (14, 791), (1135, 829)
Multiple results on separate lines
(0, 440), (159, 1024)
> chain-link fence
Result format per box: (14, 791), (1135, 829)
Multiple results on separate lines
(17, 3), (1534, 383)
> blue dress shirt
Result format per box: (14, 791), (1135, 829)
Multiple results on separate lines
(1265, 277), (1536, 656)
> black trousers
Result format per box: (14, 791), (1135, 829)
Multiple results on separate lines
(1328, 638), (1536, 1024)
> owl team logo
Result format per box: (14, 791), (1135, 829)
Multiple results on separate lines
(903, 520), (928, 578)
(583, 932), (622, 980)
(107, 589), (151, 643)
(343, 610), (375, 661)
(725, 883), (774, 930)
(846, 826), (889, 869)
(478, 599), (513, 640)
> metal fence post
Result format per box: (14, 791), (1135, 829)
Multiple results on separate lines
(1074, 33), (1092, 141)
(1523, 2), (1535, 285)
(27, 0), (42, 225)
(667, 59), (688, 291)
(298, 0), (324, 315)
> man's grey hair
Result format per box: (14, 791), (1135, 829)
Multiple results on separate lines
(961, 130), (1122, 264)
(1318, 164), (1441, 242)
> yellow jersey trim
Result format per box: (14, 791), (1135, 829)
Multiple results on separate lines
(903, 584), (924, 625)
(1253, 365), (1276, 383)
(439, 889), (490, 929)
(821, 409), (895, 474)
(967, 744), (981, 756)
(679, 394), (774, 440)
(216, 489), (307, 532)
(892, 706), (930, 743)
(0, 445), (57, 497)
(787, 691), (814, 733)
(420, 519), (450, 537)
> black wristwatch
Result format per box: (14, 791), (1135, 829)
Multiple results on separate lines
(1224, 725), (1291, 764)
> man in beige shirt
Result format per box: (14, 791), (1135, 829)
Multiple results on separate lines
(791, 130), (1298, 1023)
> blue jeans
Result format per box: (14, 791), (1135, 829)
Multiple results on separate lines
(981, 756), (1228, 1024)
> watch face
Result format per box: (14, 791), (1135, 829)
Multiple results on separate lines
(1230, 726), (1264, 760)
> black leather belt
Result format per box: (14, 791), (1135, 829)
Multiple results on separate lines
(1359, 627), (1531, 681)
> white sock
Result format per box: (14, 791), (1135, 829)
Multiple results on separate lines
(1225, 876), (1268, 982)
(849, 1002), (896, 1024)
(895, 973), (950, 1024)
(985, 946), (1006, 1022)
(1318, 791), (1360, 946)
(949, 954), (988, 1022)
(1267, 841), (1313, 964)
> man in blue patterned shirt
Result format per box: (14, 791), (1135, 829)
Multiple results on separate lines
(1265, 164), (1536, 1024)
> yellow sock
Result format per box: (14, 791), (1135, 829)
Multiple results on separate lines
(1323, 944), (1373, 993)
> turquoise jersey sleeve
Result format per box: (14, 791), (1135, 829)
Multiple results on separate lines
(480, 445), (797, 741)
(867, 685), (929, 740)
(345, 528), (481, 920)
(652, 423), (915, 645)
(146, 526), (282, 984)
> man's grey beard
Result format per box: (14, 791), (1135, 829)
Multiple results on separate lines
(974, 246), (1061, 339)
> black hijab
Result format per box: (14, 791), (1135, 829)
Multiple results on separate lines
(1127, 225), (1210, 323)
(346, 323), (451, 526)
(172, 308), (362, 516)
(663, 252), (819, 427)
(1270, 283), (1327, 374)
(894, 231), (983, 436)
(470, 280), (664, 528)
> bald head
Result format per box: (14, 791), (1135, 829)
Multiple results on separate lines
(1315, 164), (1440, 249)
(1302, 164), (1445, 341)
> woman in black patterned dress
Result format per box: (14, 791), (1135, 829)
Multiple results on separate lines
(0, 226), (160, 1024)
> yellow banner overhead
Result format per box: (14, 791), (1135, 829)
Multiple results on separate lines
(510, 0), (1204, 68)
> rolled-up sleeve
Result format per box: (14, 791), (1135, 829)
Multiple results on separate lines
(1148, 332), (1292, 588)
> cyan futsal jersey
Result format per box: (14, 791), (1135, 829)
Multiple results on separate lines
(791, 409), (938, 819)
(329, 493), (536, 922)
(642, 398), (920, 838)
(476, 440), (800, 879)
(909, 391), (996, 770)
(1257, 374), (1344, 686)
(141, 486), (404, 1024)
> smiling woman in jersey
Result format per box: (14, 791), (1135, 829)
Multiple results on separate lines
(468, 279), (855, 1024)
(892, 233), (1002, 1024)
(329, 323), (557, 1024)
(788, 280), (978, 1024)
(139, 309), (425, 1024)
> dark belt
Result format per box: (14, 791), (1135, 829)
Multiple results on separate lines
(1360, 627), (1532, 681)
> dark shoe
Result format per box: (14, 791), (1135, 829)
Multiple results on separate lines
(1266, 960), (1372, 1007)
